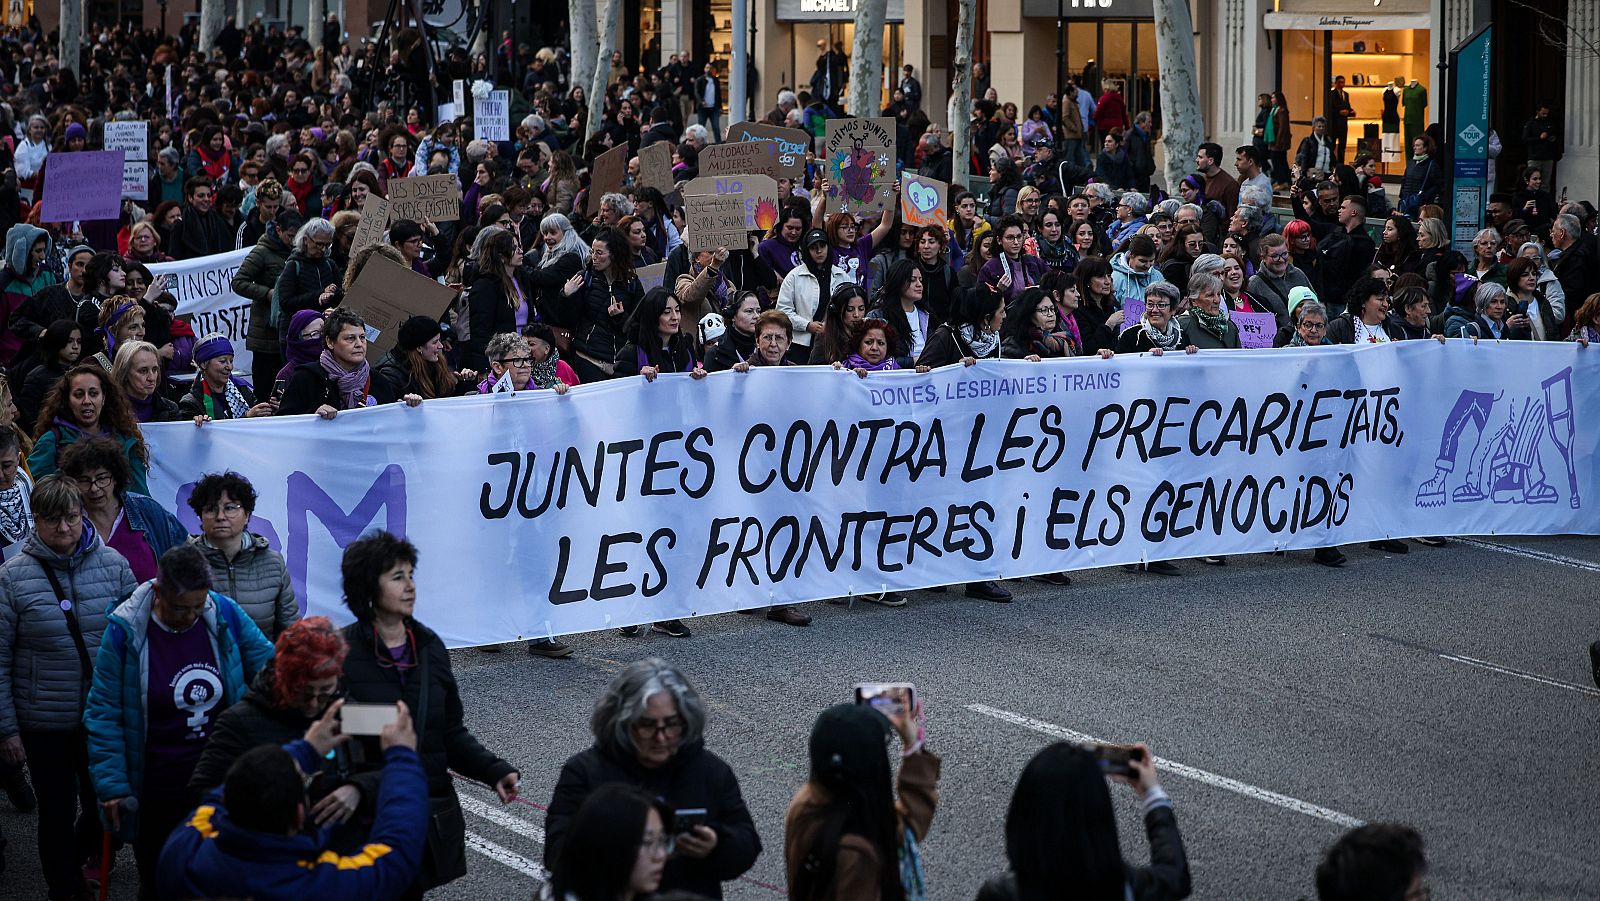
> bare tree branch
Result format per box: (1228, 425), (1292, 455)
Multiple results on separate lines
(1504, 0), (1600, 59)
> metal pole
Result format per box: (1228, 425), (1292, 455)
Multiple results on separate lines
(730, 0), (748, 127)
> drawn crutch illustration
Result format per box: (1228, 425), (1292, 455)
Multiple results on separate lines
(1414, 367), (1578, 509)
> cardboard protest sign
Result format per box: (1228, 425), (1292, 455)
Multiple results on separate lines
(725, 123), (809, 180)
(701, 140), (791, 180)
(586, 144), (629, 218)
(475, 90), (511, 142)
(1231, 310), (1279, 348)
(342, 254), (458, 359)
(351, 194), (392, 255)
(825, 117), (896, 215)
(103, 122), (149, 200)
(637, 262), (668, 294)
(41, 150), (125, 222)
(900, 173), (947, 228)
(682, 175), (779, 229)
(1119, 297), (1145, 333)
(387, 175), (461, 224)
(638, 142), (675, 193)
(682, 175), (779, 253)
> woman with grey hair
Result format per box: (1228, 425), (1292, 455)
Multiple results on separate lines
(1115, 281), (1196, 355)
(1177, 272), (1241, 349)
(545, 658), (761, 899)
(1107, 191), (1149, 247)
(271, 217), (342, 339)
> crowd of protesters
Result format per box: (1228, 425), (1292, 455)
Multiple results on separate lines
(0, 12), (1589, 901)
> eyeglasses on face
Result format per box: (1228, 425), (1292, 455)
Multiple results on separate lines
(631, 715), (685, 738)
(499, 357), (533, 367)
(201, 502), (245, 517)
(72, 473), (115, 490)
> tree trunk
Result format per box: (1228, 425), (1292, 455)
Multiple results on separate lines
(1152, 0), (1204, 194)
(199, 0), (227, 56)
(950, 0), (975, 186)
(58, 0), (81, 77)
(569, 0), (599, 122)
(308, 0), (327, 45)
(847, 0), (887, 117)
(588, 0), (620, 140)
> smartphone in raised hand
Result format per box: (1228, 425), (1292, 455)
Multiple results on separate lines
(1091, 742), (1146, 778)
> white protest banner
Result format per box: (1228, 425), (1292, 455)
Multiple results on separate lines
(475, 89), (510, 142)
(145, 342), (1597, 648)
(148, 248), (254, 381)
(103, 121), (149, 200)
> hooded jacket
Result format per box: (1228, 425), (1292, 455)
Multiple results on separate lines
(272, 251), (343, 336)
(232, 228), (292, 353)
(160, 739), (426, 901)
(546, 740), (762, 899)
(1, 223), (57, 362)
(186, 533), (298, 640)
(1110, 250), (1168, 304)
(0, 528), (137, 737)
(85, 582), (275, 839)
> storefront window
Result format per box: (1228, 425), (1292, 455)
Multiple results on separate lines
(1278, 25), (1430, 176)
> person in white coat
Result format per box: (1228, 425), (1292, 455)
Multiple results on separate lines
(776, 228), (850, 364)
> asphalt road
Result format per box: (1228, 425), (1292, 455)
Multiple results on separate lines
(5, 535), (1598, 900)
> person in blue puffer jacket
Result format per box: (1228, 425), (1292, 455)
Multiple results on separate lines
(85, 544), (274, 900)
(158, 703), (427, 901)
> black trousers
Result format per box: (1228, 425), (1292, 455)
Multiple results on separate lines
(132, 784), (194, 901)
(20, 729), (102, 898)
(251, 348), (285, 398)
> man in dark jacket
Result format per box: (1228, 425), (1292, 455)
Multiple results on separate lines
(1125, 112), (1156, 193)
(170, 176), (233, 260)
(918, 133), (953, 184)
(1522, 104), (1560, 185)
(1551, 213), (1598, 332)
(160, 714), (425, 900)
(693, 63), (723, 143)
(232, 209), (301, 390)
(1315, 195), (1376, 317)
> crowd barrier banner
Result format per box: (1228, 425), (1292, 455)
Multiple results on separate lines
(149, 248), (254, 379)
(146, 341), (1599, 647)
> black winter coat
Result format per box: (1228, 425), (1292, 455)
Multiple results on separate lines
(170, 205), (234, 260)
(341, 619), (515, 890)
(461, 272), (521, 371)
(276, 361), (401, 416)
(568, 270), (644, 367)
(976, 805), (1191, 901)
(524, 252), (585, 328)
(187, 666), (377, 821)
(545, 742), (761, 899)
(273, 252), (344, 335)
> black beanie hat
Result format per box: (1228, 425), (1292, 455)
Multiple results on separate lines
(397, 315), (441, 352)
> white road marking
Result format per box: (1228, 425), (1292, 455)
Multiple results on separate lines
(1437, 653), (1600, 697)
(967, 703), (1365, 828)
(1454, 538), (1600, 573)
(459, 794), (548, 844)
(464, 831), (545, 881)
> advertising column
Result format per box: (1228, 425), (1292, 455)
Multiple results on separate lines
(1448, 25), (1491, 253)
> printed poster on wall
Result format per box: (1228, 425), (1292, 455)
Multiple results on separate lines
(824, 117), (896, 215)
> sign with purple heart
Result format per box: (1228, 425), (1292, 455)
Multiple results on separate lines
(900, 173), (947, 228)
(41, 150), (126, 222)
(1230, 310), (1279, 348)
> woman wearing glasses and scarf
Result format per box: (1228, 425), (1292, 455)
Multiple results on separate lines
(546, 658), (761, 900)
(339, 531), (519, 899)
(183, 471), (297, 640)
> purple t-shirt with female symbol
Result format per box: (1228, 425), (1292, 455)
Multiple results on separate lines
(143, 620), (222, 792)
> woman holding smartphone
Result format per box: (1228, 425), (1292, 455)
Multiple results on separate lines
(785, 699), (939, 901)
(545, 658), (761, 900)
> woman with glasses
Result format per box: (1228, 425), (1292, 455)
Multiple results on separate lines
(186, 616), (366, 822)
(549, 784), (675, 901)
(285, 150), (321, 216)
(546, 658), (760, 899)
(810, 178), (900, 288)
(57, 437), (183, 583)
(1115, 282), (1197, 356)
(474, 332), (570, 395)
(1177, 273), (1242, 350)
(339, 531), (520, 897)
(183, 470), (296, 640)
(0, 475), (136, 901)
(272, 218), (342, 341)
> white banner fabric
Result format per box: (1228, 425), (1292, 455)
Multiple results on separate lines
(144, 342), (1599, 647)
(148, 248), (254, 383)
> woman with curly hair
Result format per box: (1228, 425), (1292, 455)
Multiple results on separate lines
(27, 365), (149, 494)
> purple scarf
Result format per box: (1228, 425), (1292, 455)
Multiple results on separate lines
(319, 348), (373, 409)
(842, 354), (900, 371)
(277, 309), (326, 383)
